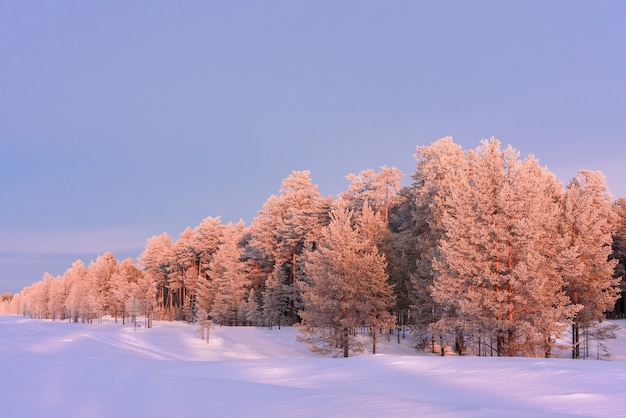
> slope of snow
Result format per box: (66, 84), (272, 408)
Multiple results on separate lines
(1, 316), (625, 417)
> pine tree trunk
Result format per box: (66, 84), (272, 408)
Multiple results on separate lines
(544, 335), (551, 358)
(497, 333), (505, 357)
(572, 322), (579, 359)
(507, 329), (516, 357)
(372, 306), (377, 355)
(583, 327), (589, 358)
(455, 331), (464, 356)
(342, 287), (348, 357)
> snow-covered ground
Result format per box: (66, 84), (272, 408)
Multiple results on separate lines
(1, 316), (625, 417)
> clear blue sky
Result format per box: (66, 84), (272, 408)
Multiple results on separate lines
(1, 1), (625, 293)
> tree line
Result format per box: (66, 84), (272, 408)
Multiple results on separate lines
(2, 137), (625, 358)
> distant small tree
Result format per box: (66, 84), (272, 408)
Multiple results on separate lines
(589, 323), (620, 360)
(197, 310), (213, 343)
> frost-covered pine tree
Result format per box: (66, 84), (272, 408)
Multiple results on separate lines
(89, 252), (119, 322)
(172, 227), (199, 322)
(190, 217), (225, 324)
(123, 260), (154, 328)
(357, 205), (397, 354)
(192, 216), (224, 281)
(243, 288), (262, 326)
(410, 137), (468, 349)
(111, 258), (142, 324)
(46, 273), (67, 321)
(251, 171), (331, 324)
(610, 198), (626, 318)
(139, 233), (173, 320)
(298, 202), (395, 357)
(342, 167), (404, 336)
(386, 186), (420, 342)
(63, 260), (88, 323)
(26, 274), (52, 319)
(110, 260), (128, 323)
(432, 139), (576, 357)
(498, 153), (577, 357)
(165, 228), (194, 321)
(261, 270), (290, 329)
(209, 221), (249, 326)
(562, 171), (620, 358)
(195, 269), (215, 328)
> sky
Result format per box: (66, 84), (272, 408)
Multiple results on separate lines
(1, 1), (625, 293)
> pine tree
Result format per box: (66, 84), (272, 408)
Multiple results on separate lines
(110, 269), (126, 323)
(97, 252), (119, 313)
(342, 167), (404, 338)
(298, 203), (395, 357)
(432, 139), (576, 357)
(63, 260), (89, 322)
(250, 171), (331, 324)
(209, 221), (249, 326)
(40, 272), (54, 319)
(172, 227), (199, 322)
(111, 258), (142, 324)
(261, 270), (290, 329)
(195, 270), (215, 328)
(562, 171), (620, 358)
(609, 198), (626, 318)
(136, 267), (156, 328)
(500, 154), (577, 357)
(387, 187), (420, 343)
(192, 216), (224, 281)
(190, 216), (225, 324)
(240, 233), (270, 326)
(243, 288), (262, 326)
(410, 137), (468, 350)
(166, 228), (195, 321)
(47, 273), (67, 320)
(139, 233), (173, 320)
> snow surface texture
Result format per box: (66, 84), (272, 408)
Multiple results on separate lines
(1, 317), (625, 418)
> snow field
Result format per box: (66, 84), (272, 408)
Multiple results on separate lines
(1, 316), (625, 417)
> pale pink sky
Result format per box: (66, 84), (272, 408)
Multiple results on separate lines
(1, 1), (625, 292)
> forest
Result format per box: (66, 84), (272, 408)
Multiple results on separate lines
(2, 137), (625, 359)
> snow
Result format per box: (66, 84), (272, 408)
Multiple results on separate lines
(1, 316), (626, 417)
